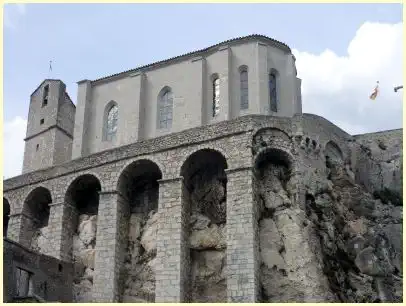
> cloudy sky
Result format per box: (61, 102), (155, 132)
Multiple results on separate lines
(3, 3), (403, 179)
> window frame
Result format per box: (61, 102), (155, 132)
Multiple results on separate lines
(103, 102), (118, 142)
(212, 76), (220, 117)
(239, 66), (249, 110)
(269, 70), (278, 113)
(157, 87), (174, 130)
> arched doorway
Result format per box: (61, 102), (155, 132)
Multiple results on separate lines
(116, 159), (162, 302)
(65, 174), (101, 303)
(22, 187), (52, 252)
(180, 149), (228, 302)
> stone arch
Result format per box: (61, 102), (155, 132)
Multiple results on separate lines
(64, 171), (104, 199)
(65, 174), (102, 215)
(180, 148), (228, 302)
(22, 186), (52, 251)
(116, 156), (165, 188)
(178, 146), (230, 176)
(116, 159), (163, 302)
(3, 197), (10, 238)
(64, 174), (102, 303)
(325, 141), (344, 165)
(252, 127), (292, 156)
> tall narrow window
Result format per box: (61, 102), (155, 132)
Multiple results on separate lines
(106, 104), (118, 141)
(240, 68), (249, 110)
(269, 72), (278, 112)
(212, 77), (220, 117)
(158, 88), (173, 129)
(42, 85), (49, 107)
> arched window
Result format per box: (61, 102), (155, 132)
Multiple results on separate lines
(158, 88), (173, 129)
(269, 72), (278, 112)
(212, 76), (220, 117)
(105, 103), (118, 141)
(240, 67), (249, 110)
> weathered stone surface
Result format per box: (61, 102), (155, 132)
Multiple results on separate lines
(190, 250), (226, 302)
(73, 279), (93, 302)
(189, 224), (226, 250)
(140, 211), (158, 254)
(124, 211), (157, 302)
(78, 215), (97, 247)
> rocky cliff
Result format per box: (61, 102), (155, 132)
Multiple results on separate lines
(255, 129), (402, 302)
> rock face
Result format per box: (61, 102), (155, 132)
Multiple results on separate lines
(303, 158), (402, 302)
(257, 161), (334, 302)
(189, 213), (227, 302)
(72, 214), (97, 303)
(122, 210), (157, 303)
(188, 166), (227, 302)
(353, 132), (402, 197)
(255, 132), (402, 303)
(31, 226), (52, 255)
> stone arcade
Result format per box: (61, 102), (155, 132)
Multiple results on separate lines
(3, 35), (403, 302)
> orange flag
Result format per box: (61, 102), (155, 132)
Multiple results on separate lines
(369, 81), (379, 100)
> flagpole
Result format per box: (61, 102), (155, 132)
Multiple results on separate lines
(48, 60), (53, 78)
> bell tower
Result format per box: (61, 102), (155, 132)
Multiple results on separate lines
(22, 79), (76, 174)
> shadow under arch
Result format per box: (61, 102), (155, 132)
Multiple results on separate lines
(116, 159), (163, 302)
(180, 148), (228, 302)
(324, 140), (344, 164)
(20, 186), (52, 250)
(3, 197), (10, 238)
(254, 147), (294, 180)
(65, 174), (102, 215)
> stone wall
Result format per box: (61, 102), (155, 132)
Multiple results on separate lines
(3, 238), (73, 302)
(3, 114), (402, 302)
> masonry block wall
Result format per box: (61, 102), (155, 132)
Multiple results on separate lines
(5, 114), (401, 302)
(3, 238), (73, 302)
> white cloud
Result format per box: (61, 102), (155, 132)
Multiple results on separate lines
(294, 22), (403, 135)
(3, 117), (27, 179)
(4, 4), (27, 29)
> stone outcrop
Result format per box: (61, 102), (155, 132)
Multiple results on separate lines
(304, 157), (402, 302)
(31, 226), (51, 255)
(189, 213), (227, 302)
(72, 214), (97, 303)
(188, 166), (227, 302)
(122, 210), (157, 302)
(258, 162), (334, 302)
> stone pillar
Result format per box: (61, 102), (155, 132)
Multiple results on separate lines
(92, 190), (128, 302)
(226, 167), (259, 302)
(155, 177), (189, 302)
(8, 213), (35, 247)
(47, 201), (77, 261)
